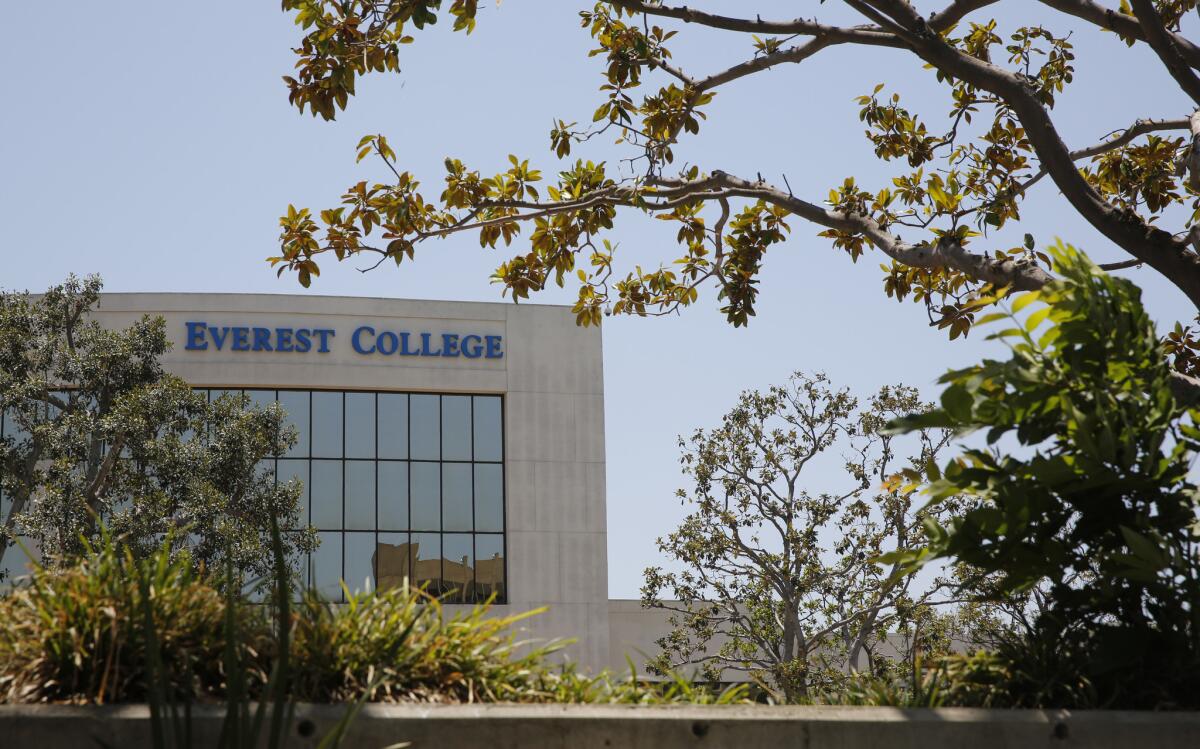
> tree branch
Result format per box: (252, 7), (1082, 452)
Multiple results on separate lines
(1129, 0), (1200, 105)
(863, 0), (1200, 309)
(1037, 0), (1200, 71)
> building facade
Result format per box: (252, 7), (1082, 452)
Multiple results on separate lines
(82, 293), (613, 669)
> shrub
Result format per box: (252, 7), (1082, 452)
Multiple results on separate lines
(888, 241), (1200, 708)
(0, 535), (268, 704)
(1, 538), (747, 706)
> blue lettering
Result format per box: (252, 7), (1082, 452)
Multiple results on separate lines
(313, 329), (335, 353)
(399, 332), (419, 356)
(377, 331), (399, 355)
(231, 327), (250, 351)
(210, 326), (229, 350)
(441, 333), (460, 357)
(485, 335), (504, 359)
(461, 334), (483, 359)
(352, 326), (376, 355)
(294, 329), (312, 353)
(252, 327), (272, 352)
(420, 332), (441, 357)
(276, 328), (294, 352)
(185, 321), (208, 350)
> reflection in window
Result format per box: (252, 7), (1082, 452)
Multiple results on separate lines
(476, 534), (505, 602)
(441, 534), (473, 603)
(411, 532), (441, 592)
(344, 531), (375, 595)
(375, 532), (409, 591)
(206, 389), (508, 603)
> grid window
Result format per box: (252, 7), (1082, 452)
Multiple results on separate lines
(200, 389), (506, 604)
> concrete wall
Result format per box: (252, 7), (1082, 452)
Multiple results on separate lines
(4, 704), (1198, 749)
(89, 293), (610, 670)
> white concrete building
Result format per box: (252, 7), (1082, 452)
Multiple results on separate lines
(76, 293), (627, 669)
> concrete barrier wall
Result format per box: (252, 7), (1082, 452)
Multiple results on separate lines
(2, 703), (1199, 748)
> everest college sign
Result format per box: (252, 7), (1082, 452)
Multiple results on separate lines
(184, 321), (503, 360)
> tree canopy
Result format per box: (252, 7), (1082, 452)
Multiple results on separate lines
(273, 1), (1199, 368)
(641, 372), (976, 701)
(0, 276), (314, 583)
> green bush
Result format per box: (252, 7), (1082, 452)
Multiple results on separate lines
(0, 538), (746, 706)
(888, 241), (1200, 709)
(0, 536), (268, 704)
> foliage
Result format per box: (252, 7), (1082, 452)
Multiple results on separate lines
(271, 1), (1200, 347)
(640, 372), (981, 702)
(290, 583), (749, 705)
(0, 533), (268, 704)
(888, 241), (1200, 709)
(0, 533), (748, 707)
(0, 275), (315, 581)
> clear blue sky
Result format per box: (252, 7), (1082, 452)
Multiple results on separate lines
(1, 2), (1194, 597)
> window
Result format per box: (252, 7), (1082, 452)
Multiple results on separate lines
(203, 389), (506, 603)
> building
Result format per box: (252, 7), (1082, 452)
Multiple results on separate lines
(77, 292), (631, 669)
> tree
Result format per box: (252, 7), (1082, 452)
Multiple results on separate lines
(271, 1), (1200, 387)
(889, 241), (1200, 708)
(0, 276), (315, 583)
(639, 372), (968, 702)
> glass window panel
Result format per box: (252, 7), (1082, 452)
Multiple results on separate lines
(378, 462), (408, 531)
(443, 533), (474, 603)
(210, 389), (241, 404)
(345, 461), (375, 530)
(286, 531), (311, 588)
(312, 391), (343, 458)
(442, 464), (473, 532)
(475, 534), (505, 602)
(473, 396), (503, 462)
(4, 409), (29, 446)
(409, 395), (440, 460)
(278, 390), (310, 458)
(410, 532), (441, 593)
(410, 462), (440, 531)
(311, 532), (343, 602)
(378, 394), (408, 459)
(344, 532), (375, 594)
(375, 532), (409, 591)
(345, 392), (375, 459)
(310, 460), (342, 529)
(246, 389), (276, 411)
(256, 459), (275, 482)
(277, 459), (309, 527)
(474, 464), (504, 532)
(441, 395), (472, 461)
(0, 537), (38, 587)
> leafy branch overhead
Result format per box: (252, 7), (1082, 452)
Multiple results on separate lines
(273, 1), (1200, 343)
